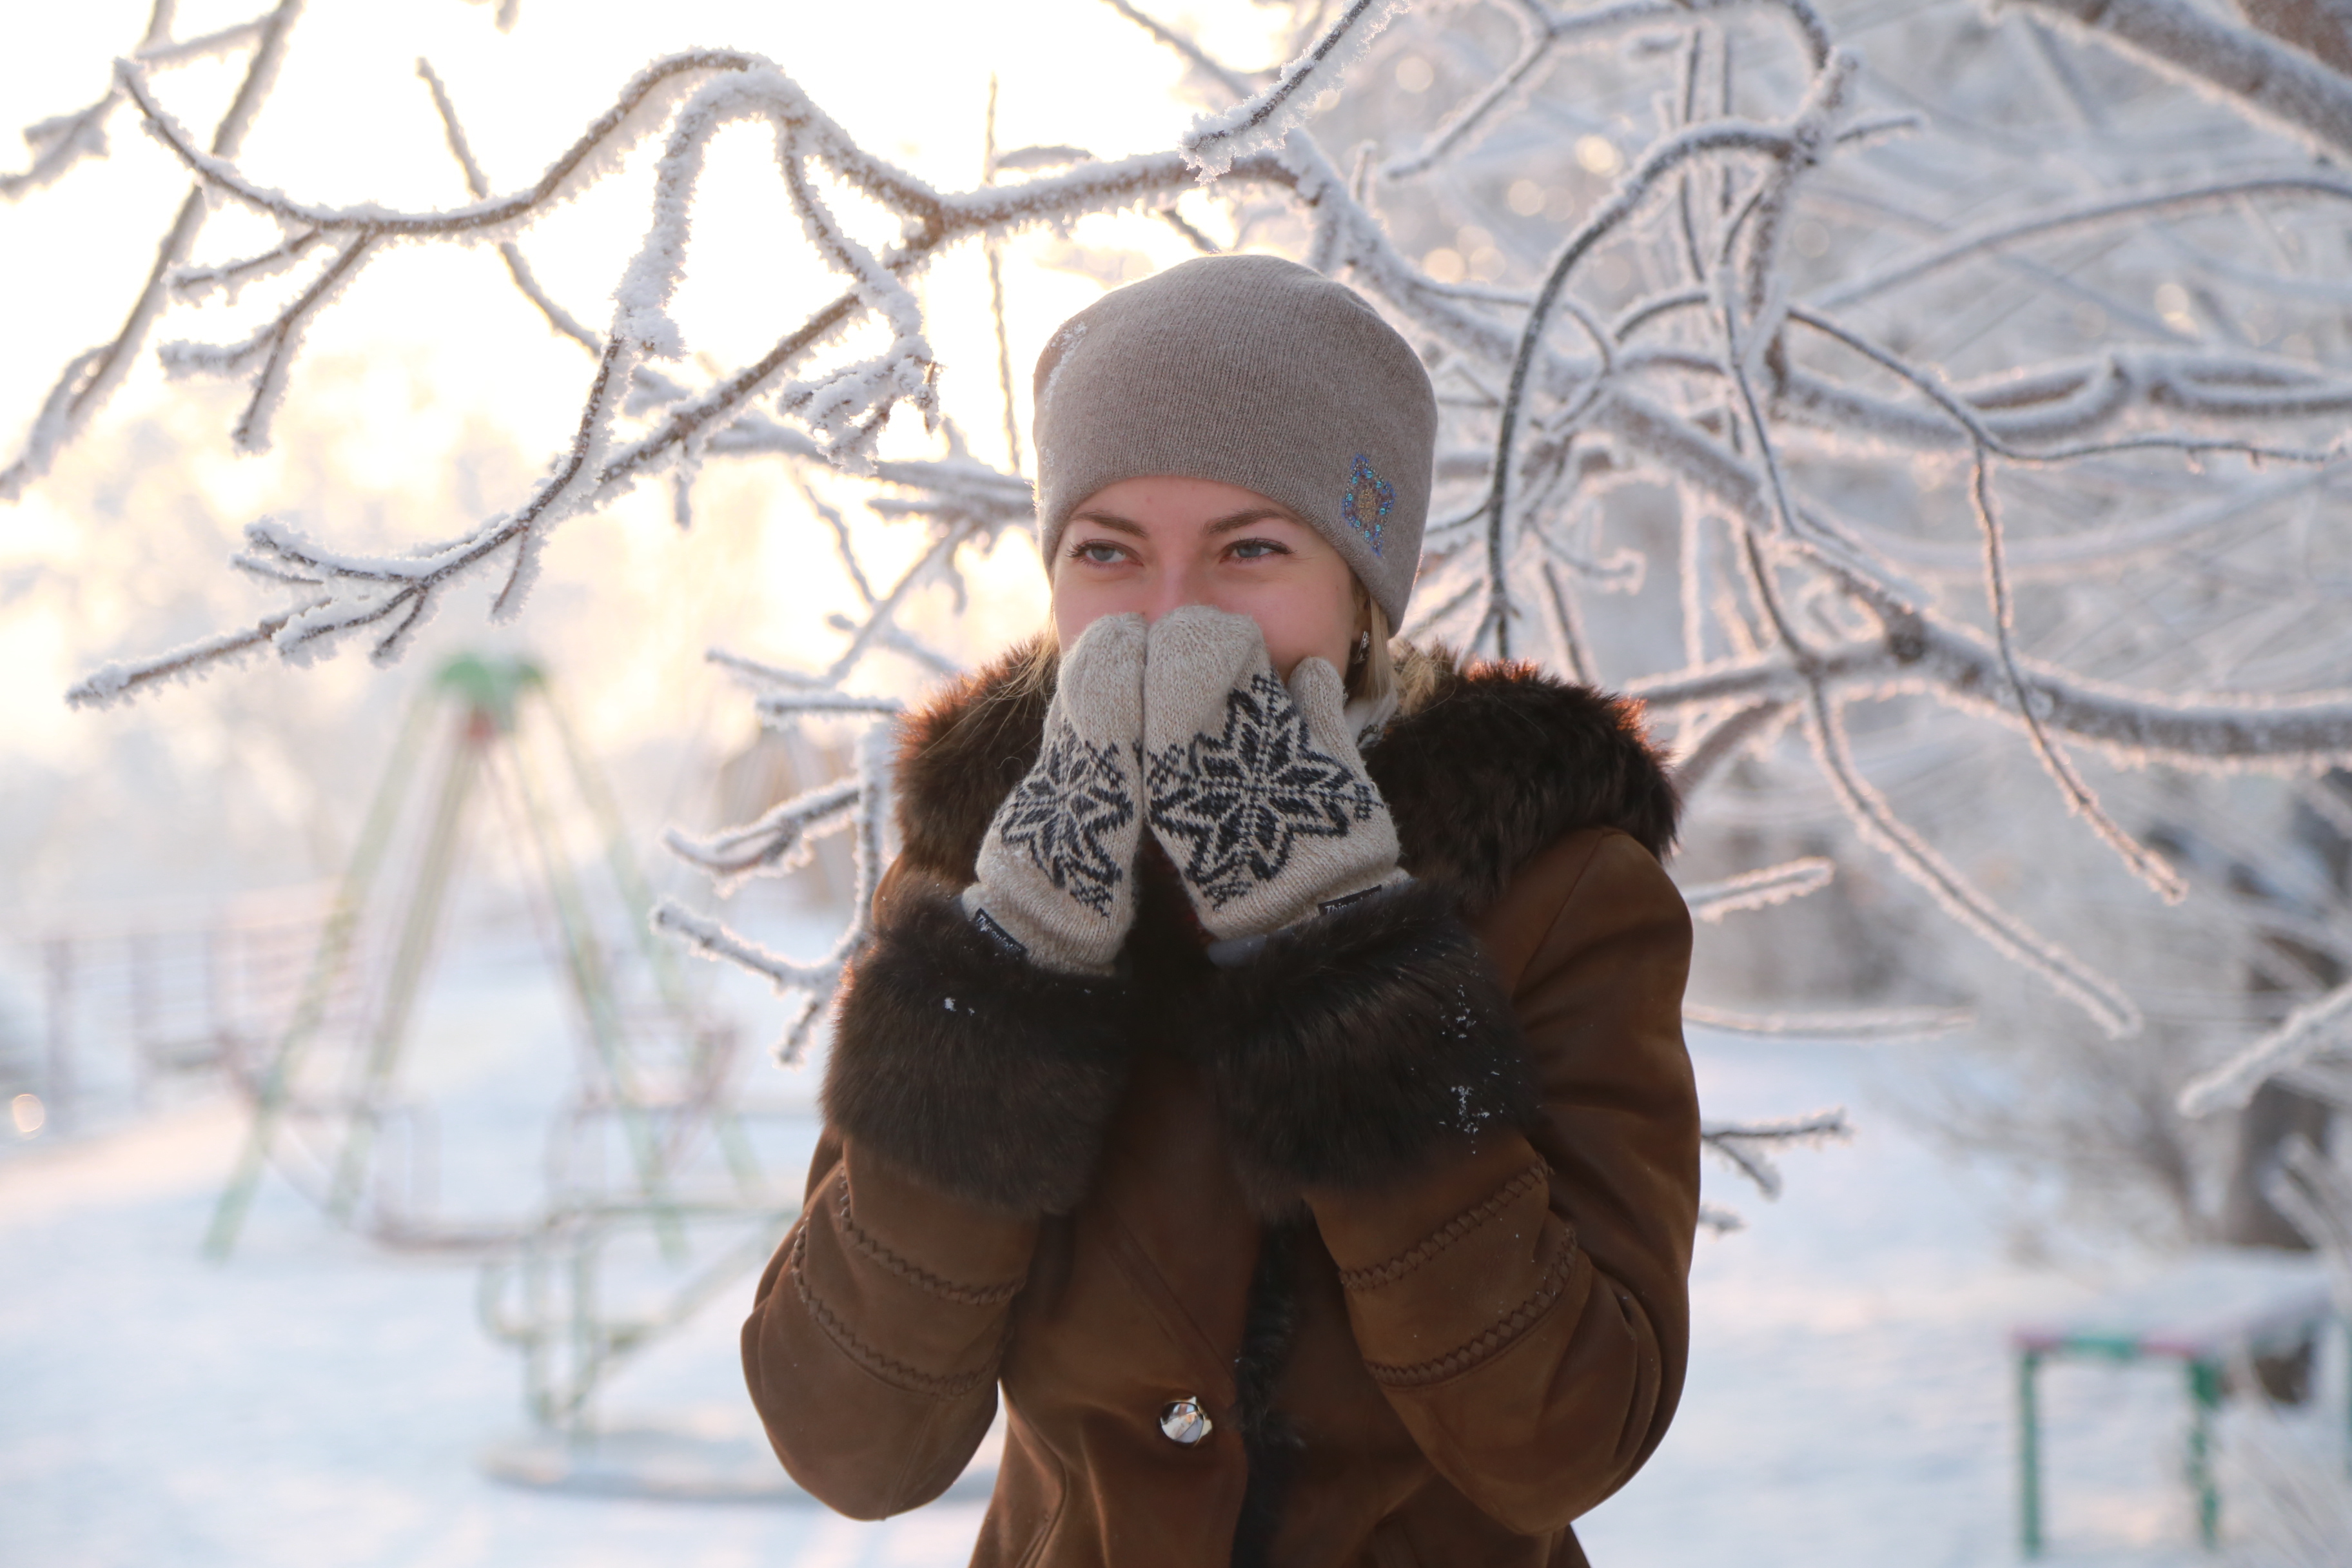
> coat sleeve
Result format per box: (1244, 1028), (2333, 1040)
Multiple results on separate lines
(1199, 828), (1698, 1534)
(741, 858), (1136, 1517)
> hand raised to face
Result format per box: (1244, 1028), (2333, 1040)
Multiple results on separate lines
(961, 611), (1148, 974)
(1140, 605), (1402, 943)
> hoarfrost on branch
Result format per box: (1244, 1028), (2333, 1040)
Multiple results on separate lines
(18, 0), (2352, 1072)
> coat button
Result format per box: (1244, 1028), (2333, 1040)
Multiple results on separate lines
(1158, 1398), (1212, 1446)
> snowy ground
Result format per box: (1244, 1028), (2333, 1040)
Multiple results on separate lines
(5, 995), (2340, 1567)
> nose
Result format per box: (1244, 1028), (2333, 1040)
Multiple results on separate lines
(1141, 558), (1216, 623)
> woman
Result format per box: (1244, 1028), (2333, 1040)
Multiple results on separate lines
(743, 254), (1699, 1567)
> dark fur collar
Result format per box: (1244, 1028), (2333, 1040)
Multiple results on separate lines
(892, 638), (1679, 914)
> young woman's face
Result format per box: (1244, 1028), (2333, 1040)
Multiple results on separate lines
(1051, 475), (1358, 680)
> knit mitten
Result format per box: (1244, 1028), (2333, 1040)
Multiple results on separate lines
(1142, 605), (1403, 941)
(963, 612), (1148, 974)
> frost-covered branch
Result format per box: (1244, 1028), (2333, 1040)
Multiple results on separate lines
(1181, 0), (1406, 177)
(1099, 0), (1259, 101)
(26, 0), (2352, 1086)
(1686, 1004), (1973, 1039)
(2179, 977), (2352, 1116)
(416, 57), (601, 355)
(1682, 855), (1835, 921)
(1817, 171), (2352, 311)
(2018, 0), (2352, 161)
(1701, 1109), (1852, 1199)
(0, 0), (302, 500)
(0, 9), (267, 202)
(1627, 621), (2352, 772)
(63, 46), (1304, 694)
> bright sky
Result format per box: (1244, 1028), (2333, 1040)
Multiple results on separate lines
(0, 0), (1292, 892)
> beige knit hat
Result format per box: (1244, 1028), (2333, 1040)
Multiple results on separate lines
(1030, 255), (1436, 627)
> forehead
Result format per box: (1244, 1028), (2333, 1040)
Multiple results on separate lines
(1067, 475), (1304, 536)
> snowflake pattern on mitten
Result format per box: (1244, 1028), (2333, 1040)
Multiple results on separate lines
(997, 722), (1137, 915)
(1145, 671), (1377, 910)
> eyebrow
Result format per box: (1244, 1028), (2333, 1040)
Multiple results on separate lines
(1068, 506), (1298, 538)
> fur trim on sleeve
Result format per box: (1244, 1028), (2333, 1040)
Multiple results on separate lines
(1197, 879), (1536, 1200)
(825, 885), (1131, 1215)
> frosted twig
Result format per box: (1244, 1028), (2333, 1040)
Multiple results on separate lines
(754, 692), (908, 719)
(1096, 0), (1257, 101)
(163, 235), (377, 453)
(2178, 976), (2352, 1115)
(1815, 464), (2333, 582)
(417, 57), (601, 355)
(0, 10), (266, 201)
(66, 602), (324, 709)
(0, 0), (302, 500)
(1784, 309), (2348, 464)
(1957, 442), (2190, 897)
(981, 77), (1023, 476)
(1382, 0), (1562, 180)
(1703, 1110), (1852, 1142)
(2017, 0), (2352, 162)
(1683, 856), (1835, 921)
(1776, 308), (2198, 901)
(1538, 561), (1593, 685)
(1380, 0), (1839, 184)
(2266, 1140), (2352, 1298)
(1484, 115), (1814, 654)
(1685, 1004), (1974, 1039)
(830, 616), (960, 678)
(141, 19), (273, 66)
(1817, 170), (2352, 310)
(1804, 683), (2141, 1037)
(662, 778), (862, 885)
(1400, 574), (1486, 645)
(1181, 0), (1405, 177)
(1701, 1109), (1851, 1199)
(2, 95), (119, 202)
(1627, 619), (2352, 774)
(652, 897), (850, 994)
(169, 228), (327, 303)
(115, 46), (763, 237)
(1671, 698), (1789, 794)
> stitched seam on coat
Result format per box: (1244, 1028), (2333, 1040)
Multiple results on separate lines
(787, 1226), (997, 1400)
(837, 1176), (1026, 1306)
(1337, 1162), (1551, 1293)
(1362, 1230), (1578, 1388)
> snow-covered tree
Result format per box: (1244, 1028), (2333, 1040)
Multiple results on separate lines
(11, 0), (2352, 1240)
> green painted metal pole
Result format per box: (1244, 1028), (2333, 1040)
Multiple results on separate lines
(2019, 1349), (2044, 1559)
(206, 692), (435, 1259)
(543, 691), (689, 1010)
(326, 715), (486, 1221)
(543, 691), (764, 1196)
(2188, 1357), (2222, 1551)
(503, 718), (686, 1258)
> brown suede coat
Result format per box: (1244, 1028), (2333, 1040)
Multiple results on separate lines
(743, 645), (1700, 1567)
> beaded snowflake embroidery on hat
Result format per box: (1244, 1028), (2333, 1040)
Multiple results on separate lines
(1340, 453), (1395, 557)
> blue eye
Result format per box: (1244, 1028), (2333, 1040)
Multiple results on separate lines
(1230, 538), (1287, 560)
